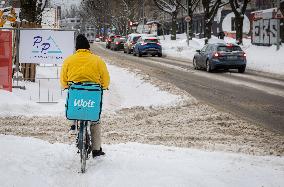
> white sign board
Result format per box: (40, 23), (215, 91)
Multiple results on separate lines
(19, 30), (75, 64)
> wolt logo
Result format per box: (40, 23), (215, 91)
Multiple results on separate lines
(74, 99), (95, 108)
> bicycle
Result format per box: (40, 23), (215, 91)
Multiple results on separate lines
(65, 82), (103, 173)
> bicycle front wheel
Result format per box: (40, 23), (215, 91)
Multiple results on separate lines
(79, 121), (87, 173)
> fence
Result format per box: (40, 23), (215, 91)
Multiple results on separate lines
(0, 26), (76, 103)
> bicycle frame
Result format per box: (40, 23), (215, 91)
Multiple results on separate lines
(76, 120), (91, 173)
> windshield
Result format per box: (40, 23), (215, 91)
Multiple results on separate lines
(114, 38), (126, 42)
(217, 46), (242, 52)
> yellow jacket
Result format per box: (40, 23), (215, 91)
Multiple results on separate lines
(60, 49), (110, 89)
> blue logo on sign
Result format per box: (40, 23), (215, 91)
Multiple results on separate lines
(32, 36), (62, 54)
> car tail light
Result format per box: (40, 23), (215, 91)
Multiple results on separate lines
(108, 39), (112, 42)
(157, 43), (161, 45)
(213, 52), (221, 58)
(241, 52), (247, 59)
(115, 42), (119, 45)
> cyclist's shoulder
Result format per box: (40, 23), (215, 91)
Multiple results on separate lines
(91, 54), (105, 62)
(63, 54), (76, 64)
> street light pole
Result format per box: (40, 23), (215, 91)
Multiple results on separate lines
(276, 0), (280, 50)
(142, 0), (145, 33)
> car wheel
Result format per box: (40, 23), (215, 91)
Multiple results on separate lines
(127, 48), (131, 54)
(158, 53), (162, 57)
(123, 49), (126, 53)
(193, 58), (198, 70)
(238, 67), (246, 73)
(206, 60), (212, 72)
(133, 50), (136, 56)
(138, 53), (142, 57)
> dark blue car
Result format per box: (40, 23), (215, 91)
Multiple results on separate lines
(133, 36), (162, 57)
(193, 43), (247, 73)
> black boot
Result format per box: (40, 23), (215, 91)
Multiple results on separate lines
(92, 147), (105, 158)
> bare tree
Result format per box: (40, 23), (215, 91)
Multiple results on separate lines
(179, 0), (202, 39)
(229, 0), (250, 44)
(19, 0), (48, 24)
(202, 0), (229, 41)
(80, 0), (140, 36)
(153, 0), (184, 40)
(80, 0), (109, 36)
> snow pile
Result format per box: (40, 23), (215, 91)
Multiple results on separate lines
(1, 135), (283, 187)
(242, 40), (284, 75)
(0, 90), (65, 117)
(160, 34), (203, 60)
(159, 33), (284, 75)
(0, 63), (182, 117)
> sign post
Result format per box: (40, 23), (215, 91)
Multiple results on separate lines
(185, 16), (191, 46)
(186, 0), (193, 46)
(276, 0), (282, 50)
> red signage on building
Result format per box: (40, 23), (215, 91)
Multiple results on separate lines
(0, 31), (13, 92)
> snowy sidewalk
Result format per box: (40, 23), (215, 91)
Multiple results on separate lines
(0, 135), (283, 187)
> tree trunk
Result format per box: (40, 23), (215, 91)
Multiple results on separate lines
(19, 1), (37, 22)
(204, 21), (212, 40)
(235, 16), (244, 45)
(171, 11), (178, 40)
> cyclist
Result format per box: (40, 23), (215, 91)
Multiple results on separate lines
(60, 34), (110, 158)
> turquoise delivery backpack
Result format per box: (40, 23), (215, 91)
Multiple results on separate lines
(66, 83), (103, 122)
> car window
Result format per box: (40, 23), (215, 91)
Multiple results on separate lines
(201, 45), (208, 52)
(144, 38), (159, 43)
(207, 45), (216, 52)
(133, 36), (141, 42)
(206, 45), (212, 52)
(217, 45), (242, 52)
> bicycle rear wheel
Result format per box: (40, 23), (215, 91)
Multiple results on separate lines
(79, 121), (87, 173)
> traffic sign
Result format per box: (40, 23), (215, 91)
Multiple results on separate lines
(185, 16), (191, 22)
(275, 9), (284, 19)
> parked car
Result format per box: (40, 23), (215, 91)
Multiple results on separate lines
(105, 34), (121, 49)
(133, 36), (162, 57)
(193, 43), (247, 73)
(124, 34), (142, 54)
(88, 39), (94, 43)
(110, 37), (126, 51)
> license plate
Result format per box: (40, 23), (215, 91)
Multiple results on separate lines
(227, 56), (237, 60)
